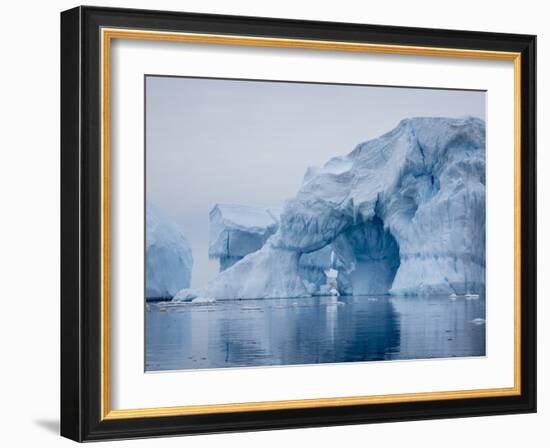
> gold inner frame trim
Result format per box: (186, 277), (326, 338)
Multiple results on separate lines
(100, 27), (522, 421)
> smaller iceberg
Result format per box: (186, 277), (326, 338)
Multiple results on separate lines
(146, 205), (193, 300)
(209, 204), (280, 271)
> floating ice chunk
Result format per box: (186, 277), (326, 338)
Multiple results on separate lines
(240, 306), (262, 311)
(470, 317), (486, 325)
(318, 284), (339, 296)
(191, 297), (216, 305)
(172, 289), (199, 302)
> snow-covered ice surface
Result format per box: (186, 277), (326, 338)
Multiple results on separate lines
(146, 205), (193, 299)
(174, 117), (485, 301)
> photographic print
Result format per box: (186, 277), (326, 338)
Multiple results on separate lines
(61, 9), (536, 439)
(145, 76), (486, 372)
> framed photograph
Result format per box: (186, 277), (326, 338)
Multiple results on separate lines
(60, 6), (536, 441)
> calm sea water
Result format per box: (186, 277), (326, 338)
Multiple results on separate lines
(145, 295), (485, 371)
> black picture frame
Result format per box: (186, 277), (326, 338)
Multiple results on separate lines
(61, 5), (536, 442)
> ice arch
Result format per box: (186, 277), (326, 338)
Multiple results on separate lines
(334, 217), (400, 295)
(173, 117), (485, 301)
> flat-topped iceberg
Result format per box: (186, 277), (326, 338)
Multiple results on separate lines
(146, 205), (193, 299)
(174, 117), (485, 301)
(209, 204), (281, 271)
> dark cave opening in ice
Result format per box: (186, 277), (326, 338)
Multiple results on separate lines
(334, 216), (400, 295)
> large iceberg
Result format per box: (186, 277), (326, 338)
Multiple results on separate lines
(146, 205), (193, 299)
(174, 117), (485, 301)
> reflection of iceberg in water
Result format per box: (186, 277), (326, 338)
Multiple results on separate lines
(146, 295), (485, 371)
(389, 295), (486, 359)
(147, 296), (399, 370)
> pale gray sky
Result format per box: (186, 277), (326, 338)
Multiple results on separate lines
(146, 76), (485, 288)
